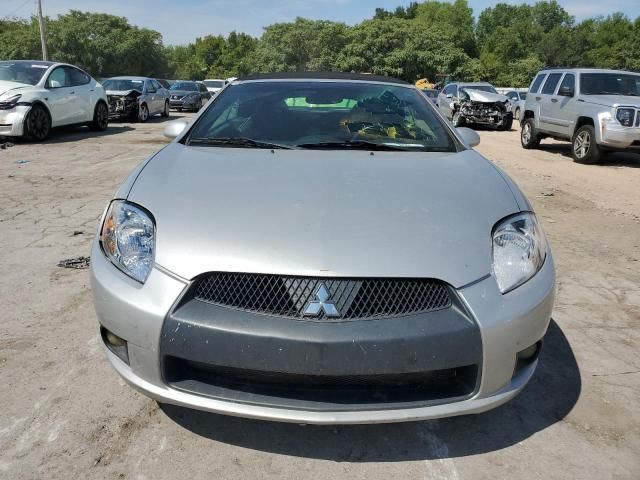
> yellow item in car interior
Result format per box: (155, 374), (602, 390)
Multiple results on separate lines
(387, 126), (397, 138)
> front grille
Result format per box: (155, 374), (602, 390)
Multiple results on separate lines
(192, 273), (452, 320)
(164, 357), (478, 406)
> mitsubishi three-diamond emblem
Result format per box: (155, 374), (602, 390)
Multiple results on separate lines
(304, 283), (340, 317)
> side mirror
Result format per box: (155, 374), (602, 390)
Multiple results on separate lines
(49, 80), (61, 89)
(163, 119), (189, 139)
(558, 86), (574, 97)
(456, 127), (480, 148)
(445, 93), (453, 99)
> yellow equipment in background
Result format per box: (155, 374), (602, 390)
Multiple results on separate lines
(415, 78), (436, 90)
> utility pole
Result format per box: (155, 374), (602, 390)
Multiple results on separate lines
(37, 0), (48, 61)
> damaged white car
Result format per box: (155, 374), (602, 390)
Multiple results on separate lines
(0, 60), (108, 141)
(437, 82), (513, 131)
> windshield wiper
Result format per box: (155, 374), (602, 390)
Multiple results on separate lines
(188, 137), (294, 149)
(297, 140), (419, 151)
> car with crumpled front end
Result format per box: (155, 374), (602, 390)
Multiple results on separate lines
(91, 72), (555, 424)
(520, 68), (640, 164)
(103, 76), (170, 122)
(437, 82), (513, 130)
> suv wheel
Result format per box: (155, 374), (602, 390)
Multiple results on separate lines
(572, 124), (601, 164)
(520, 118), (539, 149)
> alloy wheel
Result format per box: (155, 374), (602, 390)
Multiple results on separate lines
(522, 123), (531, 143)
(574, 131), (590, 159)
(139, 104), (149, 122)
(96, 103), (108, 129)
(28, 107), (50, 141)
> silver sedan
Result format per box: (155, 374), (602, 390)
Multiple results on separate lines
(91, 73), (555, 424)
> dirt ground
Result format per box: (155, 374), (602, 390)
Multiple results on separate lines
(1, 115), (639, 480)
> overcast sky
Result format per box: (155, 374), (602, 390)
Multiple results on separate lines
(4, 0), (639, 45)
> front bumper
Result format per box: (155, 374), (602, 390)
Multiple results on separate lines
(0, 105), (30, 136)
(169, 97), (197, 109)
(91, 240), (555, 424)
(600, 122), (640, 149)
(107, 97), (138, 119)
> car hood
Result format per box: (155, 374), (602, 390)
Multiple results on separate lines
(0, 80), (30, 97)
(106, 89), (141, 97)
(464, 89), (509, 103)
(128, 144), (522, 287)
(581, 94), (640, 108)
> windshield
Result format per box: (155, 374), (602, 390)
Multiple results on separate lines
(188, 81), (458, 152)
(103, 79), (144, 91)
(171, 81), (198, 91)
(204, 80), (224, 88)
(580, 73), (640, 96)
(0, 61), (49, 86)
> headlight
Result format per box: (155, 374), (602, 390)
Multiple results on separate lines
(100, 200), (155, 283)
(492, 213), (547, 294)
(0, 93), (22, 110)
(616, 108), (635, 127)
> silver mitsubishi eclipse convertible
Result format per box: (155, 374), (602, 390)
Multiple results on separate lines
(91, 72), (555, 424)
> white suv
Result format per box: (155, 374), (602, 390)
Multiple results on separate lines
(520, 68), (640, 164)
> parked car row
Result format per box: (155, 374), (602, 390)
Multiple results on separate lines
(424, 67), (640, 164)
(0, 59), (225, 141)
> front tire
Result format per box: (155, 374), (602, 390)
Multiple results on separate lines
(500, 114), (513, 131)
(138, 103), (149, 122)
(571, 124), (601, 164)
(193, 99), (202, 112)
(514, 107), (521, 121)
(452, 111), (465, 127)
(161, 100), (169, 117)
(520, 118), (540, 149)
(89, 102), (108, 131)
(24, 104), (51, 142)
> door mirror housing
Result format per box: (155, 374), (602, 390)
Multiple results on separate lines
(456, 127), (480, 148)
(163, 119), (189, 139)
(558, 86), (574, 97)
(445, 93), (453, 99)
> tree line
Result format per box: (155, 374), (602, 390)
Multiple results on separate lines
(1, 1), (639, 87)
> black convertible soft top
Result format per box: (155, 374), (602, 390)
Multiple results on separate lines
(238, 71), (409, 85)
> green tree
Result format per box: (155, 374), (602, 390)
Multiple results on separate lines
(0, 19), (41, 59)
(46, 11), (169, 78)
(338, 18), (470, 82)
(250, 18), (348, 72)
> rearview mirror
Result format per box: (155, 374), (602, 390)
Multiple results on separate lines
(163, 119), (189, 139)
(558, 86), (574, 97)
(456, 127), (480, 147)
